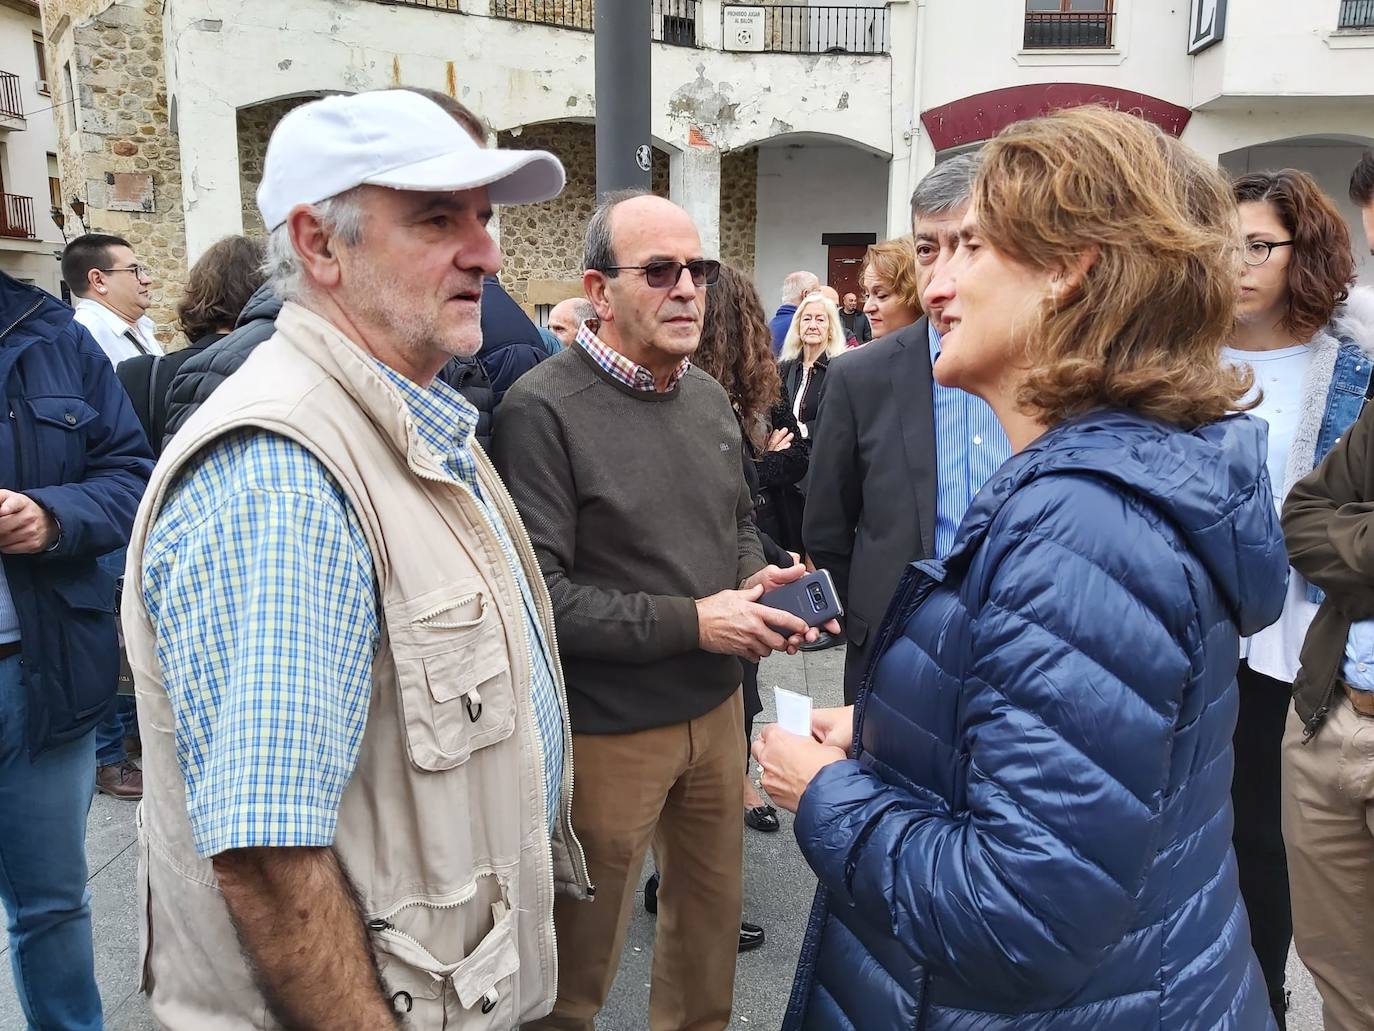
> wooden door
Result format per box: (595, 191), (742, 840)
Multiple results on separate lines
(827, 244), (867, 301)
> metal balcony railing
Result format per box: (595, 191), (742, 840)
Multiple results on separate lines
(0, 194), (36, 239)
(653, 0), (699, 46)
(0, 71), (23, 121)
(369, 0), (462, 10)
(729, 5), (890, 55)
(491, 0), (592, 31)
(1339, 0), (1374, 28)
(1023, 10), (1116, 49)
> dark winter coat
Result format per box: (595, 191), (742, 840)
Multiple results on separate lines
(786, 409), (1287, 1031)
(778, 353), (831, 440)
(116, 331), (226, 456)
(0, 273), (153, 755)
(477, 275), (547, 404)
(159, 284), (497, 452)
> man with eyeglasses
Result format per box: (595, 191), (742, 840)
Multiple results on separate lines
(62, 233), (162, 367)
(60, 232), (162, 801)
(495, 191), (835, 1031)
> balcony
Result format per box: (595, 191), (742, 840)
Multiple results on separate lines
(723, 5), (889, 54)
(1339, 0), (1374, 29)
(491, 0), (702, 43)
(0, 71), (25, 131)
(0, 194), (36, 240)
(1023, 10), (1116, 49)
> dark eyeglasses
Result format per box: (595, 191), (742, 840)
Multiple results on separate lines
(1241, 240), (1294, 267)
(601, 259), (721, 289)
(99, 264), (152, 280)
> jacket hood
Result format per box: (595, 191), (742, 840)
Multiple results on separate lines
(1332, 284), (1374, 356)
(235, 281), (282, 328)
(955, 410), (1287, 635)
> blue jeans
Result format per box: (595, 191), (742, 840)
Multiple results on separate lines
(0, 654), (103, 1029)
(94, 547), (135, 768)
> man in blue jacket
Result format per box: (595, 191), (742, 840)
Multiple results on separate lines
(0, 270), (152, 1029)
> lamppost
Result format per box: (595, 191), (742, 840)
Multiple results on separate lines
(68, 195), (87, 234)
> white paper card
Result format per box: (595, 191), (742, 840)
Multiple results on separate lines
(774, 686), (813, 738)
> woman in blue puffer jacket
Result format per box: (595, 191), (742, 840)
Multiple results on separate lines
(754, 106), (1290, 1031)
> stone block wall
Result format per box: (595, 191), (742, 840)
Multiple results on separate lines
(719, 147), (757, 275)
(494, 120), (669, 306)
(41, 0), (186, 346)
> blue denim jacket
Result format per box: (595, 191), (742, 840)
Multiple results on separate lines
(1306, 339), (1372, 603)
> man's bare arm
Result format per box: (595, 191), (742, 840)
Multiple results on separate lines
(213, 846), (400, 1030)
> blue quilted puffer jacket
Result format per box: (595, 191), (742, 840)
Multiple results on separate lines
(786, 409), (1288, 1031)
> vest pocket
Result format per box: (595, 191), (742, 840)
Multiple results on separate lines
(393, 586), (516, 772)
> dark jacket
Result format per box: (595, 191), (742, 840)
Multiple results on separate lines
(740, 398), (808, 562)
(0, 273), (153, 755)
(1283, 399), (1374, 735)
(778, 352), (832, 440)
(161, 286), (497, 452)
(478, 276), (547, 404)
(769, 303), (797, 355)
(838, 308), (872, 344)
(802, 318), (937, 699)
(787, 410), (1287, 1031)
(116, 331), (226, 455)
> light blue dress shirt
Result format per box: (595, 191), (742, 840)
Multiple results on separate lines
(929, 321), (1013, 557)
(1345, 620), (1374, 691)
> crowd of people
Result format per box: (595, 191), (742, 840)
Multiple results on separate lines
(0, 84), (1371, 1031)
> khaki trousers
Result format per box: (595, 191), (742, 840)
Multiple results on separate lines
(1282, 697), (1374, 1031)
(528, 689), (744, 1031)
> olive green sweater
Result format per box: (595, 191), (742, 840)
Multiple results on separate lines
(492, 343), (765, 733)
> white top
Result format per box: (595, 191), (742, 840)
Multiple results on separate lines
(73, 297), (162, 366)
(1221, 343), (1316, 682)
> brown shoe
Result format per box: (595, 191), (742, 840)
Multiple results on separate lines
(96, 759), (143, 800)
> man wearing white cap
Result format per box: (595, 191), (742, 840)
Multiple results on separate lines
(120, 88), (590, 1030)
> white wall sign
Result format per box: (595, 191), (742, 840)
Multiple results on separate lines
(723, 6), (766, 52)
(1188, 0), (1228, 54)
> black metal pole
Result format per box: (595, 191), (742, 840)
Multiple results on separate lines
(594, 0), (652, 198)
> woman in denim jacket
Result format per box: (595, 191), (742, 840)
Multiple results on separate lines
(1223, 169), (1374, 1029)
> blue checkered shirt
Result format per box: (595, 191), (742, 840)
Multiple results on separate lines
(143, 366), (563, 859)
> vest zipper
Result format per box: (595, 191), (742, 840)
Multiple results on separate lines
(409, 452), (593, 1010)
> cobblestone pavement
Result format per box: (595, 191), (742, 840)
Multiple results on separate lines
(0, 647), (1322, 1029)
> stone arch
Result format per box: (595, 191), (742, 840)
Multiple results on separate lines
(237, 93), (336, 236)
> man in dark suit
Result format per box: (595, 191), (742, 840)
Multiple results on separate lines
(805, 154), (1010, 702)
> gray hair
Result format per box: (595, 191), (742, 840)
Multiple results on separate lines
(563, 297), (597, 325)
(263, 187), (367, 302)
(583, 188), (651, 273)
(910, 152), (982, 220)
(780, 270), (819, 306)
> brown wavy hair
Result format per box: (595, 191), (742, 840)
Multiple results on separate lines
(861, 237), (922, 315)
(176, 235), (266, 343)
(974, 105), (1252, 429)
(1233, 169), (1354, 342)
(696, 263), (782, 446)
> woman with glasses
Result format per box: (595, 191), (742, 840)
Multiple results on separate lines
(1224, 169), (1374, 1030)
(778, 292), (847, 439)
(752, 106), (1288, 1031)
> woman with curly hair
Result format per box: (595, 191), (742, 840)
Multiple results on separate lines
(861, 236), (923, 340)
(754, 106), (1287, 1030)
(117, 235), (264, 453)
(1223, 169), (1374, 1030)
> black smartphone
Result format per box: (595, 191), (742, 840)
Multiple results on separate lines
(759, 569), (844, 630)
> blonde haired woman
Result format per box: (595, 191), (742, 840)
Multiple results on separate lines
(778, 292), (847, 438)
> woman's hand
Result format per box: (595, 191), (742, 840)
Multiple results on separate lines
(811, 705), (855, 753)
(766, 428), (794, 453)
(752, 724), (847, 814)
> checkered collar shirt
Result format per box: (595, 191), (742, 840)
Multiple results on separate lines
(575, 323), (690, 393)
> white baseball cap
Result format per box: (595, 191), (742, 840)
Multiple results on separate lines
(256, 90), (565, 230)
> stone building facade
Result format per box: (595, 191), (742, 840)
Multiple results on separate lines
(40, 0), (186, 345)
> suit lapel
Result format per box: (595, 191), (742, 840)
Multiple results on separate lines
(890, 317), (938, 558)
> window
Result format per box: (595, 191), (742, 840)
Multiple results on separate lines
(32, 34), (47, 93)
(47, 153), (60, 212)
(1024, 0), (1116, 48)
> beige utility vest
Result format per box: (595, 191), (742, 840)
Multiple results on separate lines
(123, 303), (590, 1030)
